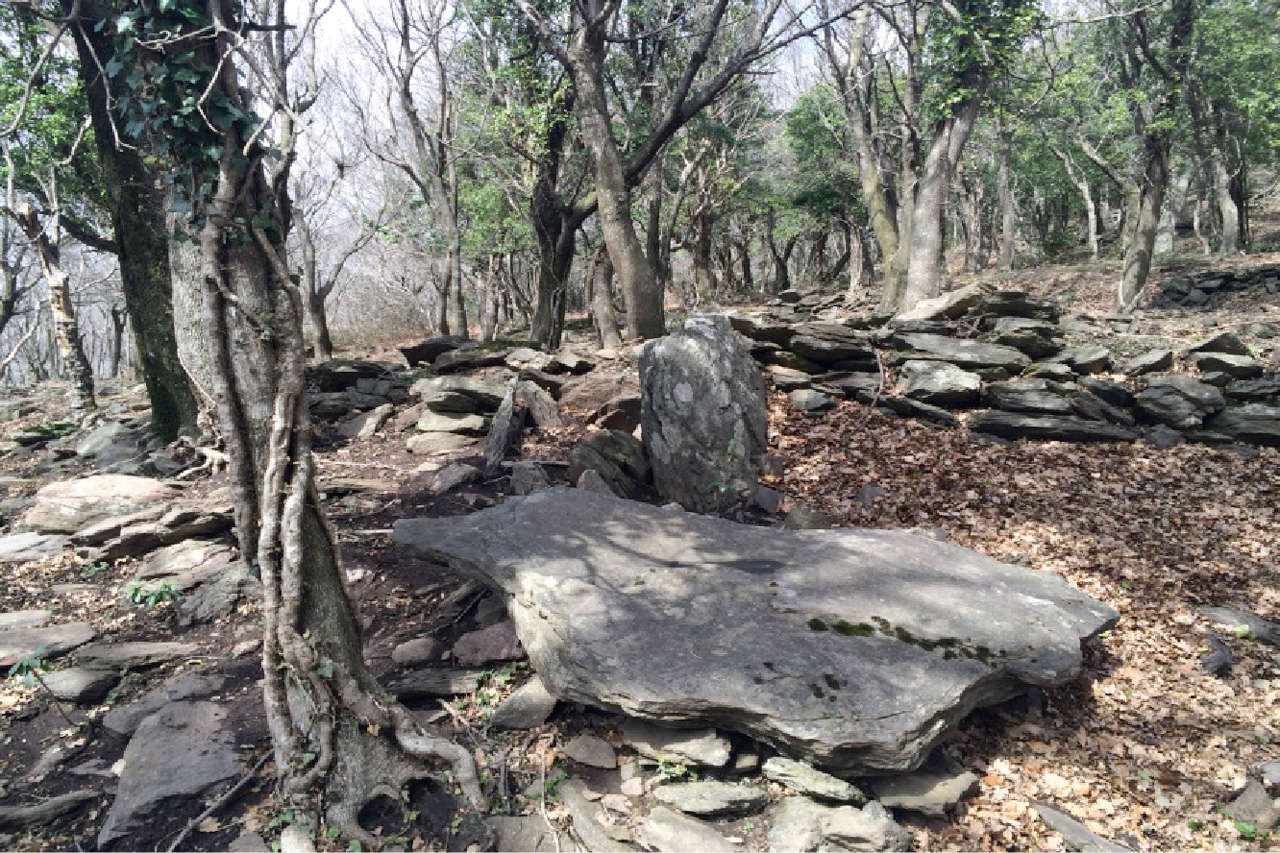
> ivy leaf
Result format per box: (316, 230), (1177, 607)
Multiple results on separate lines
(104, 58), (123, 78)
(115, 14), (135, 33)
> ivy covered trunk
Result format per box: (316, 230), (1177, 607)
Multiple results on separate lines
(66, 0), (198, 440)
(107, 2), (481, 843)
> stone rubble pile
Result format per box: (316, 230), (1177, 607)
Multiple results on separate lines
(731, 285), (1279, 446)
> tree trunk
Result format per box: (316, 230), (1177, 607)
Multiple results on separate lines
(1212, 150), (1239, 254)
(152, 8), (483, 843)
(691, 214), (717, 305)
(568, 28), (663, 340)
(446, 234), (467, 338)
(66, 0), (198, 439)
(10, 207), (95, 413)
(996, 122), (1016, 270)
(108, 306), (127, 377)
(846, 226), (870, 300)
(299, 222), (334, 360)
(1117, 137), (1169, 311)
(900, 98), (981, 311)
(960, 176), (983, 272)
(588, 246), (622, 349)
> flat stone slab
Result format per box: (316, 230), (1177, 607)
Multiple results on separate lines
(22, 474), (177, 534)
(103, 671), (229, 735)
(0, 622), (96, 667)
(763, 757), (866, 803)
(98, 701), (242, 847)
(653, 780), (769, 816)
(393, 489), (1117, 773)
(0, 610), (51, 629)
(0, 532), (69, 563)
(76, 640), (200, 668)
(42, 666), (121, 704)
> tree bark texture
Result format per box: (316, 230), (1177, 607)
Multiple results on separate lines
(66, 0), (198, 439)
(568, 16), (664, 340)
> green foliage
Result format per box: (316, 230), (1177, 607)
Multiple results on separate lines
(0, 5), (104, 208)
(122, 578), (182, 607)
(7, 648), (47, 688)
(101, 2), (279, 239)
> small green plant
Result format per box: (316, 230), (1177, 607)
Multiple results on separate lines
(79, 560), (111, 579)
(655, 758), (691, 782)
(1235, 821), (1257, 841)
(1233, 623), (1253, 639)
(743, 820), (756, 832)
(123, 578), (182, 607)
(7, 648), (77, 726)
(7, 649), (46, 688)
(1187, 819), (1204, 831)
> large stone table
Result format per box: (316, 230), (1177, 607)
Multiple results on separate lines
(393, 489), (1116, 773)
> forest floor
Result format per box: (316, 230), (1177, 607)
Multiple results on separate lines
(0, 221), (1278, 852)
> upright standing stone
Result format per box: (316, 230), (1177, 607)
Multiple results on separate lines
(640, 315), (768, 513)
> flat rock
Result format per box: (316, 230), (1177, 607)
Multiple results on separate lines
(0, 622), (95, 667)
(394, 489), (1117, 773)
(405, 432), (479, 456)
(635, 806), (736, 853)
(487, 816), (571, 852)
(1078, 377), (1134, 408)
(564, 734), (618, 769)
(767, 797), (910, 853)
(868, 754), (979, 817)
(1122, 349), (1174, 376)
(453, 620), (523, 666)
(987, 317), (1063, 358)
(0, 609), (51, 629)
(1055, 345), (1111, 374)
(763, 757), (866, 803)
(790, 389), (835, 413)
(400, 336), (465, 367)
(1190, 352), (1264, 379)
(1034, 803), (1130, 851)
(621, 719), (732, 768)
(968, 411), (1137, 443)
(1187, 331), (1252, 357)
(137, 539), (237, 589)
(428, 461), (482, 495)
(984, 379), (1073, 415)
(41, 666), (120, 704)
(654, 780), (769, 817)
(893, 283), (989, 323)
(898, 360), (980, 407)
(411, 375), (508, 409)
(1135, 375), (1226, 429)
(972, 291), (1060, 323)
(22, 475), (176, 534)
(1225, 779), (1279, 832)
(491, 675), (558, 729)
(103, 671), (228, 736)
(432, 346), (511, 374)
(416, 410), (489, 435)
(1208, 403), (1280, 446)
(391, 636), (446, 665)
(1225, 378), (1280, 401)
(76, 640), (200, 669)
(337, 403), (394, 439)
(0, 531), (69, 563)
(892, 332), (1030, 373)
(97, 702), (242, 847)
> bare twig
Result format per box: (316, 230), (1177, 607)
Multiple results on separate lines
(166, 752), (272, 852)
